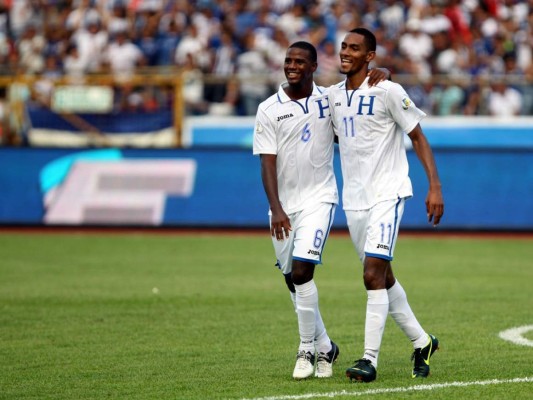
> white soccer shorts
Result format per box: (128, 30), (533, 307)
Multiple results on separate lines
(271, 202), (336, 275)
(345, 197), (406, 263)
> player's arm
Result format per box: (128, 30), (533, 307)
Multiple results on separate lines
(407, 124), (444, 226)
(367, 67), (391, 86)
(260, 154), (291, 240)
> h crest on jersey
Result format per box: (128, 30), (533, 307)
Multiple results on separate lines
(401, 97), (412, 110)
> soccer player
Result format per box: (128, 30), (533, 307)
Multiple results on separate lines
(253, 41), (388, 380)
(328, 28), (444, 382)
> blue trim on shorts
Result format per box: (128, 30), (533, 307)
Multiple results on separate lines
(365, 252), (393, 261)
(389, 197), (402, 258)
(318, 203), (335, 264)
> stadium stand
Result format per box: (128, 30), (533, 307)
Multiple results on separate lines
(0, 0), (531, 146)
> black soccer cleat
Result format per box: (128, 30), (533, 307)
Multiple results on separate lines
(412, 334), (439, 378)
(346, 358), (377, 382)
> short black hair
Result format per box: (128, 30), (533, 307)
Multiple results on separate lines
(349, 28), (377, 52)
(288, 41), (317, 63)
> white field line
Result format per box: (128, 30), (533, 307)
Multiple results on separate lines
(239, 376), (533, 400)
(499, 325), (533, 347)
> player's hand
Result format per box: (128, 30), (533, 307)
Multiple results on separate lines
(425, 188), (444, 227)
(270, 210), (291, 241)
(367, 68), (391, 86)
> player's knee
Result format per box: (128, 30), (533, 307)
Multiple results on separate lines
(291, 259), (315, 285)
(291, 266), (314, 285)
(363, 258), (389, 289)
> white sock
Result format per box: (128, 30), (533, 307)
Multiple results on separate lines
(295, 280), (318, 353)
(314, 302), (332, 354)
(291, 288), (331, 353)
(290, 291), (297, 313)
(388, 281), (427, 349)
(363, 289), (389, 368)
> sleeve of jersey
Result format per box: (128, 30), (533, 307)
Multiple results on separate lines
(387, 83), (427, 135)
(252, 105), (277, 155)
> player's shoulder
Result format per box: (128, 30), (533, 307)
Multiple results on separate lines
(257, 92), (282, 114)
(331, 81), (346, 91)
(324, 81), (345, 97)
(373, 79), (405, 94)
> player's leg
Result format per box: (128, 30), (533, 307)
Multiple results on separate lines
(272, 213), (326, 331)
(270, 214), (296, 310)
(388, 276), (439, 378)
(346, 199), (402, 382)
(345, 208), (378, 382)
(283, 272), (297, 312)
(291, 202), (338, 379)
(379, 199), (438, 377)
(271, 213), (306, 378)
(360, 256), (389, 373)
(291, 259), (317, 356)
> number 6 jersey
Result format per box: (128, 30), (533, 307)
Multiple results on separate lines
(253, 82), (338, 214)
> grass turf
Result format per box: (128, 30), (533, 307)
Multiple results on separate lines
(0, 232), (532, 399)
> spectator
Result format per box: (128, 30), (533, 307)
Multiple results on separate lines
(71, 18), (108, 73)
(102, 29), (145, 79)
(9, 0), (43, 39)
(399, 19), (433, 64)
(135, 20), (160, 66)
(463, 84), (487, 116)
(487, 78), (523, 116)
(419, 2), (451, 36)
(102, 3), (131, 37)
(379, 0), (405, 39)
(317, 39), (340, 86)
(17, 24), (46, 74)
(156, 18), (181, 66)
(0, 2), (9, 37)
(231, 0), (258, 38)
(522, 62), (533, 115)
(435, 36), (471, 77)
(0, 0), (531, 120)
(204, 26), (238, 104)
(43, 24), (69, 60)
(276, 2), (307, 42)
(443, 0), (473, 45)
(65, 0), (101, 33)
(33, 54), (62, 106)
(236, 32), (270, 116)
(63, 43), (86, 82)
(0, 30), (11, 71)
(174, 24), (209, 70)
(181, 53), (208, 116)
(433, 82), (465, 116)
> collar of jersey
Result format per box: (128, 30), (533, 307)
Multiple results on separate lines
(339, 76), (370, 91)
(277, 82), (323, 103)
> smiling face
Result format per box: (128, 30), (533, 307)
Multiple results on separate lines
(339, 32), (375, 77)
(283, 47), (317, 86)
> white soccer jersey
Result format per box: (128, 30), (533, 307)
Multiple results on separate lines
(253, 82), (338, 214)
(329, 77), (426, 211)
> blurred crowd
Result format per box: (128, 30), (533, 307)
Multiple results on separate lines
(0, 0), (532, 119)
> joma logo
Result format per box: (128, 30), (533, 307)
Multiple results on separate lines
(277, 113), (294, 121)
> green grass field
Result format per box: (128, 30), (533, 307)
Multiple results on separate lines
(1, 231), (532, 400)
